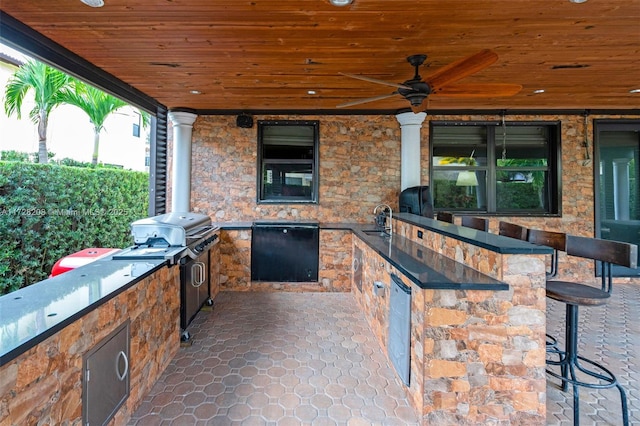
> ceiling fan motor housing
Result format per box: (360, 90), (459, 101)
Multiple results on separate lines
(399, 80), (431, 106)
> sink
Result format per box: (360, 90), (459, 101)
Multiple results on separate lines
(361, 229), (391, 238)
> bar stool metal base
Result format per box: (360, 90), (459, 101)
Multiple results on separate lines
(546, 304), (629, 426)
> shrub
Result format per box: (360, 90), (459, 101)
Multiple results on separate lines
(0, 161), (149, 294)
(1, 150), (30, 162)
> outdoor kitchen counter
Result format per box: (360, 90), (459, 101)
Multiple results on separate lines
(214, 219), (549, 290)
(0, 255), (168, 366)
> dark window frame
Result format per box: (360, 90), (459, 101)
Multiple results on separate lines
(429, 120), (562, 216)
(257, 120), (320, 204)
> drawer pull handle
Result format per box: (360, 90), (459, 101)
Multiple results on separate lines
(116, 350), (129, 381)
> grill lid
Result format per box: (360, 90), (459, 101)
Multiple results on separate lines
(130, 212), (212, 246)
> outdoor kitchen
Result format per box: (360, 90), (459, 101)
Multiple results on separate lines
(1, 2), (640, 424)
(1, 199), (552, 425)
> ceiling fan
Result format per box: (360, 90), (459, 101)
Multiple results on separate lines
(337, 49), (522, 111)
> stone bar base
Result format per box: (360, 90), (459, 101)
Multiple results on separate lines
(0, 266), (180, 425)
(351, 219), (548, 424)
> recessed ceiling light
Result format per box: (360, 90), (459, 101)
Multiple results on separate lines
(307, 90), (317, 95)
(629, 89), (640, 94)
(329, 0), (353, 6)
(569, 0), (588, 3)
(190, 90), (201, 95)
(533, 89), (545, 94)
(80, 0), (104, 7)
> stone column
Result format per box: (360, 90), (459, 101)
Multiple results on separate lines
(396, 112), (427, 191)
(168, 111), (197, 212)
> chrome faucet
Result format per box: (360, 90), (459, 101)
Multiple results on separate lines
(373, 204), (393, 236)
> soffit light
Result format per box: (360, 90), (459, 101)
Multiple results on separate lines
(533, 89), (545, 94)
(330, 0), (353, 6)
(630, 89), (640, 94)
(80, 0), (104, 7)
(569, 0), (588, 3)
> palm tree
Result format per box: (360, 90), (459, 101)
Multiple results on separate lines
(60, 81), (131, 165)
(4, 60), (71, 164)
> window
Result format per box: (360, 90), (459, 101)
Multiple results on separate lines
(430, 121), (560, 214)
(132, 111), (141, 138)
(257, 120), (319, 203)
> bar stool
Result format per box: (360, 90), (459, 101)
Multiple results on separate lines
(460, 216), (488, 232)
(545, 235), (637, 426)
(528, 228), (566, 279)
(527, 229), (568, 368)
(498, 221), (528, 240)
(436, 211), (454, 223)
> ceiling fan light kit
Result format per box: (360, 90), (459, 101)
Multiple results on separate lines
(337, 49), (522, 110)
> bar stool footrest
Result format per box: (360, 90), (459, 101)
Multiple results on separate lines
(546, 353), (629, 426)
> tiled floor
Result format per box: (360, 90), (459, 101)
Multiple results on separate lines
(546, 282), (640, 425)
(129, 292), (419, 425)
(130, 285), (640, 425)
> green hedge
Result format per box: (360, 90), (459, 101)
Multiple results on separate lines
(0, 162), (149, 295)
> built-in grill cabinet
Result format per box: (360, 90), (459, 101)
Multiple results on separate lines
(83, 320), (130, 426)
(113, 212), (219, 342)
(180, 248), (211, 335)
(251, 222), (319, 282)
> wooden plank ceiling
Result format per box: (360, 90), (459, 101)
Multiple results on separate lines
(2, 0), (639, 112)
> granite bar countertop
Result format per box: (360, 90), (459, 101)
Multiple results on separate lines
(350, 225), (509, 291)
(0, 256), (168, 366)
(394, 213), (553, 255)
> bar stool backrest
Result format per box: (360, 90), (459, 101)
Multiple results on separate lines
(461, 216), (488, 232)
(436, 211), (454, 223)
(498, 221), (528, 241)
(565, 235), (638, 268)
(565, 235), (638, 293)
(528, 229), (566, 278)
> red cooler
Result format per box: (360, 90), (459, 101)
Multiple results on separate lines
(50, 248), (120, 277)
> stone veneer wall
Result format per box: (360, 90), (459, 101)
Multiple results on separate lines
(218, 229), (352, 292)
(187, 115), (402, 224)
(0, 265), (180, 425)
(355, 220), (548, 424)
(179, 113), (640, 284)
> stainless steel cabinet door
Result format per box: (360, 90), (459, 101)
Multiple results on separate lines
(83, 320), (130, 426)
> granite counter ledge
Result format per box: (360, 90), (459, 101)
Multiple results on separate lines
(394, 212), (553, 255)
(0, 256), (168, 366)
(353, 228), (508, 291)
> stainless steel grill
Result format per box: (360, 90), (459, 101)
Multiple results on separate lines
(114, 212), (219, 264)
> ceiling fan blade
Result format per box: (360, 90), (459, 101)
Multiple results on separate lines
(336, 92), (400, 108)
(339, 72), (412, 90)
(425, 49), (499, 91)
(433, 83), (523, 98)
